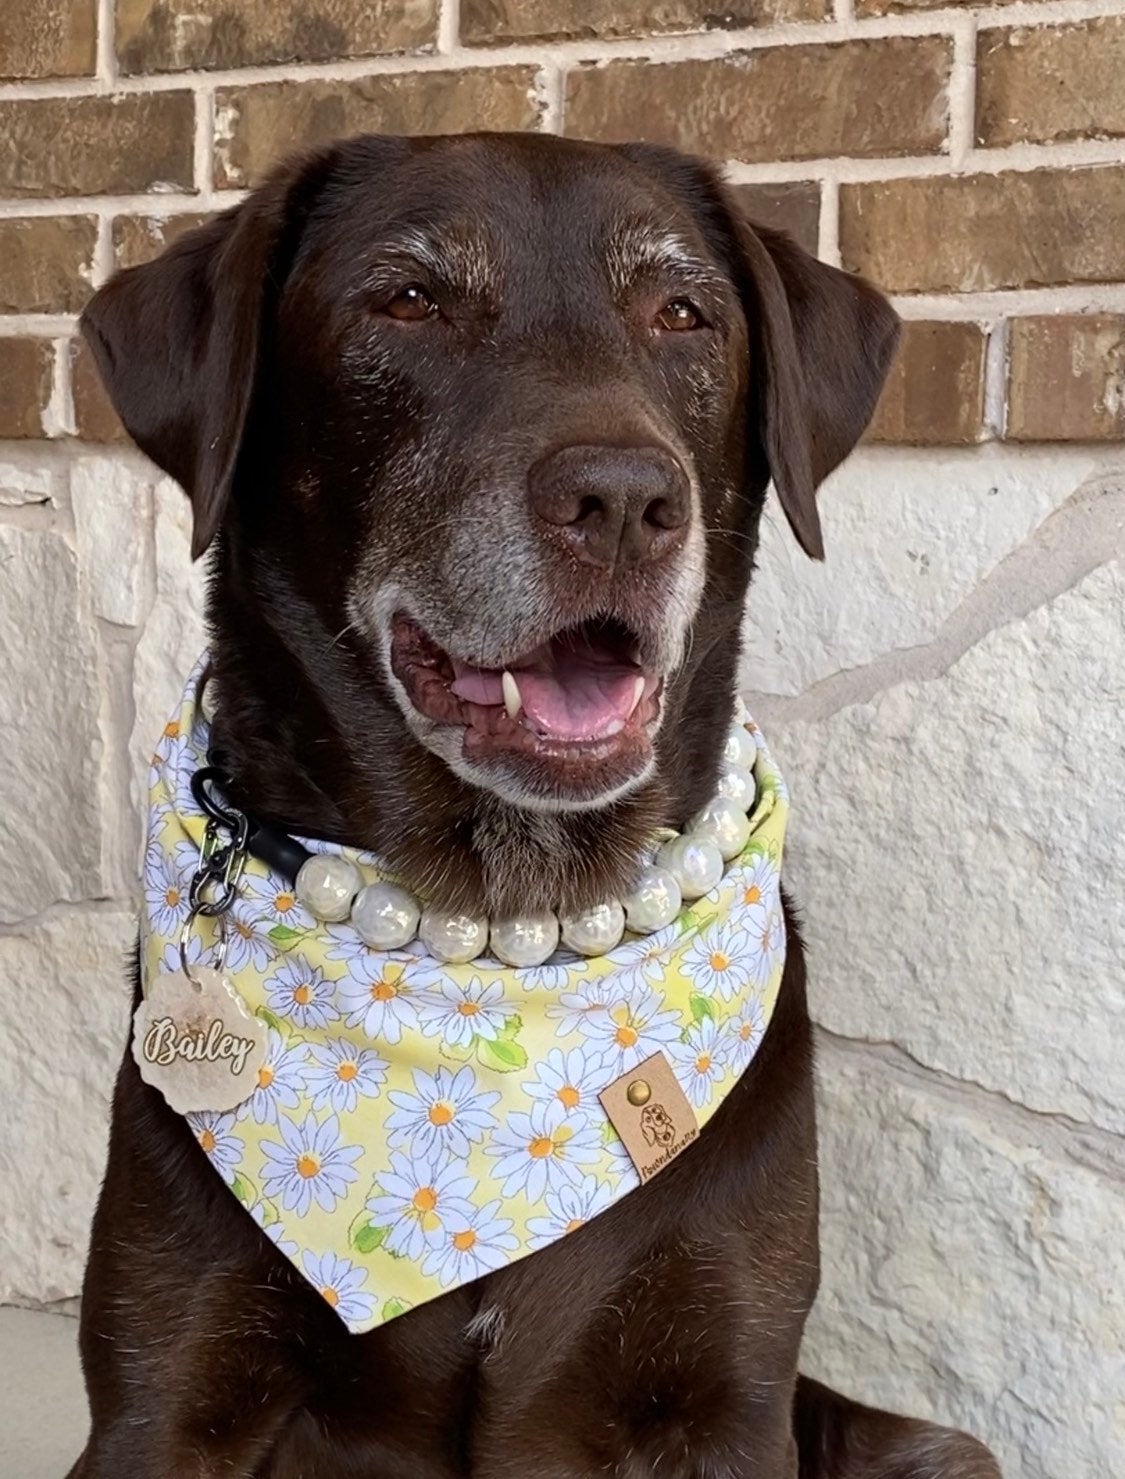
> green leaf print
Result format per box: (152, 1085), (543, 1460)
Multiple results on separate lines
(476, 1036), (528, 1072)
(382, 1297), (412, 1321)
(268, 923), (308, 947)
(689, 993), (715, 1024)
(496, 1014), (523, 1041)
(228, 1172), (256, 1205)
(351, 1220), (388, 1255)
(257, 1007), (283, 1033)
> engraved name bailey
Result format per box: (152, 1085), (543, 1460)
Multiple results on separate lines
(142, 1015), (258, 1076)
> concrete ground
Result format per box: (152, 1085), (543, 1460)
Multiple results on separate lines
(0, 1307), (87, 1477)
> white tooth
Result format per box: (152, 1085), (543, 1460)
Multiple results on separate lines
(501, 670), (522, 720)
(627, 674), (646, 718)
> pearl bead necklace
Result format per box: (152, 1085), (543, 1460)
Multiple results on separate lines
(293, 707), (759, 970)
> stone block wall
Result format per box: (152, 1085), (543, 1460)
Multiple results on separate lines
(0, 3), (1121, 1474)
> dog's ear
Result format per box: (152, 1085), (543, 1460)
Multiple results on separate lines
(611, 143), (899, 561)
(79, 148), (337, 559)
(733, 218), (900, 560)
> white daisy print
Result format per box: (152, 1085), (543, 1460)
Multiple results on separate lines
(365, 1152), (477, 1263)
(728, 997), (766, 1075)
(514, 958), (585, 993)
(547, 976), (610, 1037)
(144, 850), (190, 937)
(305, 1038), (387, 1115)
(417, 975), (516, 1050)
(264, 957), (340, 1031)
(485, 1099), (602, 1202)
(186, 1110), (244, 1185)
(611, 934), (671, 994)
(301, 1250), (378, 1325)
(580, 986), (682, 1075)
(524, 1045), (611, 1122)
(735, 852), (779, 915)
(743, 899), (785, 991)
(670, 1015), (730, 1108)
(222, 909), (279, 974)
(235, 1028), (308, 1125)
(421, 1200), (518, 1287)
(527, 1174), (615, 1249)
(386, 1064), (500, 1160)
(243, 871), (315, 931)
(158, 932), (219, 978)
(246, 1199), (298, 1258)
(335, 961), (419, 1045)
(260, 1112), (362, 1218)
(682, 919), (756, 1002)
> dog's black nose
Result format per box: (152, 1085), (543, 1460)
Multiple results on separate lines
(528, 444), (690, 568)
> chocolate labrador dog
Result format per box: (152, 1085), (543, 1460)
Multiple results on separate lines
(71, 131), (999, 1477)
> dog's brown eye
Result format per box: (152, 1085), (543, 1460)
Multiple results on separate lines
(655, 299), (702, 332)
(384, 285), (438, 322)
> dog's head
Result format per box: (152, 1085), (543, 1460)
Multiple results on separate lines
(82, 132), (897, 912)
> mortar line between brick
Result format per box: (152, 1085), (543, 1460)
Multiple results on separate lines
(91, 214), (115, 289)
(984, 317), (1010, 436)
(815, 1025), (1125, 1177)
(816, 178), (840, 265)
(0, 138), (1122, 220)
(42, 339), (72, 438)
(537, 62), (566, 134)
(194, 87), (215, 197)
(437, 0), (461, 54)
(1, 0), (1123, 101)
(947, 14), (978, 167)
(95, 0), (116, 84)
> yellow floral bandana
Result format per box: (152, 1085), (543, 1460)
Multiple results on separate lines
(140, 660), (789, 1333)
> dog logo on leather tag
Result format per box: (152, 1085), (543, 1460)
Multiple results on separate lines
(600, 1051), (698, 1181)
(132, 967), (267, 1115)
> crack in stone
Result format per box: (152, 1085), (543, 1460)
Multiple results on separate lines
(750, 468), (1125, 728)
(816, 1024), (1125, 1184)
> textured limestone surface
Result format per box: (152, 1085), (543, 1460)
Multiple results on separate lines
(0, 913), (134, 1304)
(0, 524), (103, 925)
(0, 442), (1121, 1476)
(806, 1041), (1125, 1479)
(776, 558), (1125, 1135)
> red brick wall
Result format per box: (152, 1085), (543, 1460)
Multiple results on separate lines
(1, 0), (1123, 445)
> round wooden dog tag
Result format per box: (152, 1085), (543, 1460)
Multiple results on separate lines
(132, 968), (268, 1114)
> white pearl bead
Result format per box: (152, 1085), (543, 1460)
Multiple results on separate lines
(490, 913), (560, 968)
(419, 908), (489, 964)
(657, 834), (723, 901)
(296, 854), (362, 922)
(688, 795), (752, 861)
(622, 865), (682, 934)
(715, 763), (756, 811)
(560, 901), (626, 957)
(723, 723), (756, 771)
(351, 881), (420, 951)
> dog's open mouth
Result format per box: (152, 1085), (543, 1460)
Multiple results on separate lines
(390, 612), (663, 793)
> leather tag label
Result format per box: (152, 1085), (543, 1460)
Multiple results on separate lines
(599, 1051), (698, 1182)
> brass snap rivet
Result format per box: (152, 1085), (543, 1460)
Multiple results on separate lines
(626, 1079), (651, 1107)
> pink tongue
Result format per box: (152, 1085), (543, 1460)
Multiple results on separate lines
(451, 642), (644, 741)
(516, 660), (640, 740)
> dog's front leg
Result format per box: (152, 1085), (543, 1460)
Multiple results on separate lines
(467, 1235), (808, 1478)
